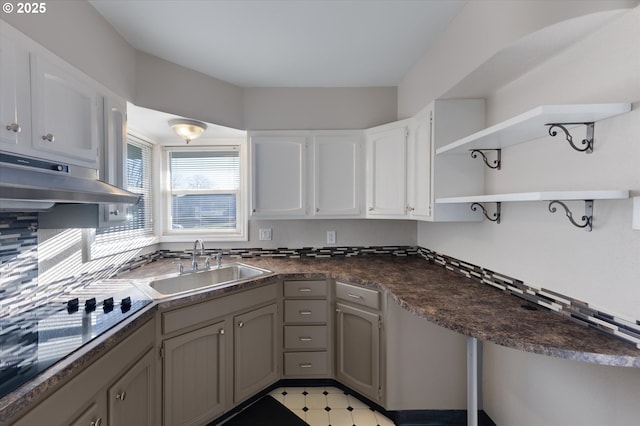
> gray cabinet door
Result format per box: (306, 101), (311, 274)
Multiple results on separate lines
(109, 348), (156, 426)
(163, 322), (226, 426)
(336, 302), (380, 401)
(234, 303), (278, 403)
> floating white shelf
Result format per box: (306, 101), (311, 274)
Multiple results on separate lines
(435, 103), (631, 155)
(435, 190), (629, 204)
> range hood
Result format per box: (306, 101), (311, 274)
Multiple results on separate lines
(0, 152), (140, 210)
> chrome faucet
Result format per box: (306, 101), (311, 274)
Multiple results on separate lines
(192, 239), (205, 271)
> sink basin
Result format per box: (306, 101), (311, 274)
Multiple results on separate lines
(136, 263), (272, 298)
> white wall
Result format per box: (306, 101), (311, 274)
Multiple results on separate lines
(418, 6), (640, 322)
(244, 87), (397, 130)
(397, 0), (638, 119)
(484, 343), (640, 426)
(1, 1), (136, 99)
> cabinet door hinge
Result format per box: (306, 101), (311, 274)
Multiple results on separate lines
(378, 387), (383, 399)
(404, 127), (409, 140)
(159, 346), (164, 359)
(378, 318), (382, 329)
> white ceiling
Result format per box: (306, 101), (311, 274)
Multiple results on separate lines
(89, 0), (466, 88)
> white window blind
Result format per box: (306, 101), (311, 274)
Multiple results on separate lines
(95, 136), (154, 242)
(168, 147), (241, 233)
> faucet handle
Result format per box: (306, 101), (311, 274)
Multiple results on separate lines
(203, 256), (211, 269)
(172, 261), (184, 274)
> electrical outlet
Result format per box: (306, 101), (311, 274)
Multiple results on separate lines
(259, 228), (272, 241)
(326, 230), (336, 245)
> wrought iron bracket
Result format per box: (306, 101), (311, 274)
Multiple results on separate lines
(548, 200), (593, 232)
(546, 122), (594, 154)
(470, 202), (501, 224)
(470, 149), (501, 170)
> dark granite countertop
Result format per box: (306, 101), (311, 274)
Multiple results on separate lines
(3, 255), (639, 423)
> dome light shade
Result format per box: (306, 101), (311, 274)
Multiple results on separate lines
(169, 118), (207, 143)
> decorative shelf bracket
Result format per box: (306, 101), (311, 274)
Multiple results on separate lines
(546, 122), (594, 154)
(470, 149), (501, 169)
(548, 200), (593, 231)
(471, 202), (501, 224)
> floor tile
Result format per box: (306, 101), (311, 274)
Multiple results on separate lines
(351, 408), (378, 424)
(306, 393), (328, 409)
(328, 408), (354, 426)
(305, 408), (330, 425)
(282, 393), (306, 410)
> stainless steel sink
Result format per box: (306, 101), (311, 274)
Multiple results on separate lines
(134, 263), (272, 299)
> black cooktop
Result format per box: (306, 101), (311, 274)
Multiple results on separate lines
(0, 281), (151, 399)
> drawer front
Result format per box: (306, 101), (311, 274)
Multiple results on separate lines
(284, 300), (327, 323)
(284, 280), (327, 298)
(284, 325), (328, 350)
(284, 351), (329, 376)
(336, 281), (380, 310)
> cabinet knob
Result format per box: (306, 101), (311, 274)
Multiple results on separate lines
(116, 391), (126, 401)
(219, 328), (225, 335)
(368, 207), (374, 211)
(316, 208), (320, 212)
(91, 418), (103, 426)
(42, 133), (55, 142)
(110, 209), (120, 216)
(238, 321), (244, 328)
(5, 123), (21, 133)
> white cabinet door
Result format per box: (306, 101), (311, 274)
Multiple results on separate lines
(251, 136), (307, 217)
(407, 108), (433, 220)
(313, 134), (362, 217)
(99, 95), (129, 227)
(30, 53), (99, 168)
(365, 121), (410, 217)
(0, 27), (32, 152)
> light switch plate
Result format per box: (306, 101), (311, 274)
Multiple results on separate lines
(259, 228), (272, 240)
(326, 230), (336, 245)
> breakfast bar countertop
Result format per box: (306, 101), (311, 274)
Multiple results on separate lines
(124, 255), (640, 368)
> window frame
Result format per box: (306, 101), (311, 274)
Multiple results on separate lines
(161, 139), (248, 242)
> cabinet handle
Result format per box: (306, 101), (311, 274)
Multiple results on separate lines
(299, 363), (313, 368)
(238, 321), (244, 328)
(91, 418), (103, 426)
(298, 310), (312, 316)
(347, 293), (364, 300)
(5, 123), (21, 133)
(110, 209), (120, 216)
(42, 133), (55, 142)
(298, 336), (312, 341)
(368, 207), (374, 211)
(298, 288), (312, 292)
(116, 391), (126, 401)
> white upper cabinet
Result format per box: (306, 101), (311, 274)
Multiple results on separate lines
(312, 133), (362, 217)
(0, 29), (32, 151)
(250, 131), (363, 219)
(406, 108), (432, 220)
(365, 99), (485, 221)
(30, 54), (99, 168)
(251, 135), (308, 217)
(0, 23), (100, 168)
(365, 120), (410, 218)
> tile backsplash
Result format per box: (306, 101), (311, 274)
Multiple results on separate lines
(1, 212), (638, 348)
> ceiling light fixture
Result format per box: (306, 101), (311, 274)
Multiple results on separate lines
(169, 118), (207, 143)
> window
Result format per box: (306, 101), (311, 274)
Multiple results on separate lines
(165, 145), (247, 241)
(85, 135), (155, 259)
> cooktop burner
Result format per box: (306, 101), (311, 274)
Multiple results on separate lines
(0, 280), (152, 399)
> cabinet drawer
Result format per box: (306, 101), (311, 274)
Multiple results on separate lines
(284, 352), (329, 376)
(284, 300), (327, 323)
(336, 281), (380, 310)
(284, 280), (327, 298)
(284, 325), (328, 350)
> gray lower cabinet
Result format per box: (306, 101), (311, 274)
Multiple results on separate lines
(13, 319), (156, 426)
(335, 302), (381, 402)
(162, 321), (227, 426)
(233, 303), (279, 403)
